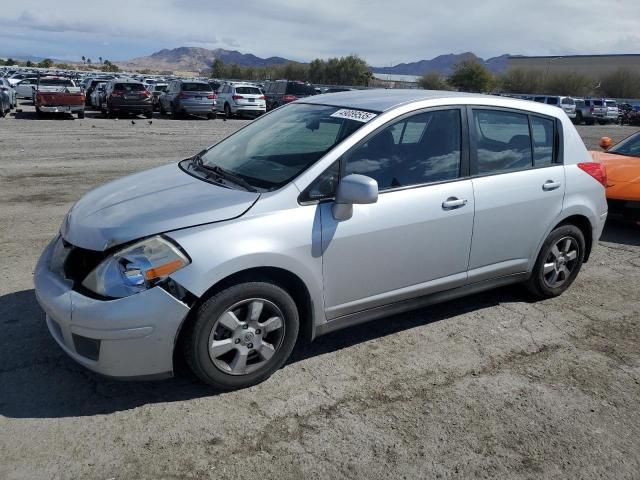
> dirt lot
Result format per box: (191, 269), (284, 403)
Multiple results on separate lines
(1, 104), (639, 480)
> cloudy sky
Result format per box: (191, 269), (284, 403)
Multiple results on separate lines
(1, 0), (639, 65)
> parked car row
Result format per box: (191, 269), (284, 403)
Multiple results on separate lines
(502, 92), (634, 126)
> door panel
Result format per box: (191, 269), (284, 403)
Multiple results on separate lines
(469, 166), (565, 278)
(321, 181), (474, 319)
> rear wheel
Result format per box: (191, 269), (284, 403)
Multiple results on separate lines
(159, 102), (167, 115)
(144, 110), (153, 119)
(207, 112), (216, 120)
(77, 110), (85, 119)
(184, 281), (299, 390)
(585, 118), (595, 126)
(525, 224), (585, 299)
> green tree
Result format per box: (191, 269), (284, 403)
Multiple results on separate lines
(228, 63), (243, 79)
(101, 60), (120, 72)
(448, 59), (494, 93)
(5, 58), (16, 66)
(37, 58), (54, 69)
(99, 56), (103, 64)
(600, 69), (640, 99)
(25, 60), (34, 67)
(56, 63), (72, 70)
(418, 72), (449, 90)
(86, 58), (92, 65)
(498, 68), (544, 94)
(211, 58), (227, 78)
(543, 72), (591, 97)
(81, 55), (86, 64)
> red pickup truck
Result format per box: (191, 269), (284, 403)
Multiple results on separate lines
(35, 77), (85, 118)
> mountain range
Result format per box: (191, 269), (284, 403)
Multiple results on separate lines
(5, 47), (513, 76)
(118, 47), (512, 76)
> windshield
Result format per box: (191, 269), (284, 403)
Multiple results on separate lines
(609, 132), (640, 157)
(192, 103), (370, 190)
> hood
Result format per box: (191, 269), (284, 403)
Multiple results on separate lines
(590, 151), (640, 184)
(62, 163), (260, 251)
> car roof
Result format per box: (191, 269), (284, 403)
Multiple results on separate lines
(300, 89), (557, 114)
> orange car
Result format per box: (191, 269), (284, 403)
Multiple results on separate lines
(591, 132), (640, 223)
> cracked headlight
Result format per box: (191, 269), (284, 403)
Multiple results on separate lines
(82, 236), (190, 298)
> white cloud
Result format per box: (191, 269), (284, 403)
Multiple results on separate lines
(1, 0), (639, 64)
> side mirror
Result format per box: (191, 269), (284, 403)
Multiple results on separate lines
(332, 174), (378, 221)
(599, 136), (613, 151)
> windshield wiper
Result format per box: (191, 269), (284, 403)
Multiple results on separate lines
(189, 154), (257, 192)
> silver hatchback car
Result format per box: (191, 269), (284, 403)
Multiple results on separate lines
(35, 90), (608, 390)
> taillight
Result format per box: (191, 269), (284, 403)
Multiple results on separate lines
(142, 90), (151, 97)
(578, 162), (607, 188)
(178, 92), (190, 99)
(259, 95), (266, 100)
(283, 94), (297, 102)
(207, 93), (216, 100)
(111, 91), (123, 97)
(232, 95), (244, 100)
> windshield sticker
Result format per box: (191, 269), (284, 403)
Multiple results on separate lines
(330, 109), (377, 123)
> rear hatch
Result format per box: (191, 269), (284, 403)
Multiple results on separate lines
(112, 82), (151, 104)
(179, 83), (214, 104)
(232, 86), (265, 108)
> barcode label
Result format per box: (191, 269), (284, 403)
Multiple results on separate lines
(330, 109), (377, 123)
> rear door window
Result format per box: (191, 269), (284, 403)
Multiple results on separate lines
(546, 97), (559, 105)
(531, 116), (555, 166)
(472, 109), (532, 175)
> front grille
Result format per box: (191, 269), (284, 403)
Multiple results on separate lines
(61, 242), (107, 286)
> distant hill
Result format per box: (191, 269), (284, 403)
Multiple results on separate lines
(4, 47), (514, 77)
(370, 52), (511, 76)
(121, 47), (295, 74)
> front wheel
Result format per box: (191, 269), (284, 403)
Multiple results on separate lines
(77, 110), (85, 119)
(184, 281), (299, 390)
(525, 224), (585, 299)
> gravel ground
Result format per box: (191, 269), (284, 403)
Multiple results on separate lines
(0, 104), (639, 480)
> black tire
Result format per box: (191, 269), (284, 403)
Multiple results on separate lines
(35, 105), (42, 117)
(525, 224), (585, 299)
(585, 118), (595, 126)
(77, 110), (85, 119)
(574, 111), (583, 125)
(207, 112), (216, 120)
(224, 103), (232, 118)
(144, 110), (153, 119)
(159, 102), (167, 115)
(172, 104), (181, 120)
(184, 281), (299, 390)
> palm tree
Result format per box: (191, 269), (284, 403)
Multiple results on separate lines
(99, 56), (103, 64)
(82, 55), (86, 64)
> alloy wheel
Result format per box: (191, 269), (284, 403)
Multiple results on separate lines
(542, 236), (579, 288)
(207, 298), (285, 376)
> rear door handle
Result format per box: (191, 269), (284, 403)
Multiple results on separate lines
(542, 180), (561, 191)
(442, 197), (468, 210)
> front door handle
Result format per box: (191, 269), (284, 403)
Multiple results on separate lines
(542, 180), (561, 191)
(442, 197), (468, 210)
